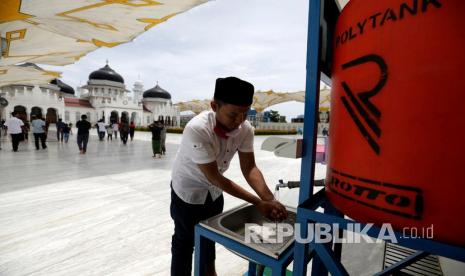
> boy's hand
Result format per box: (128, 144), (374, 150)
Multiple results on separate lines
(256, 200), (288, 221)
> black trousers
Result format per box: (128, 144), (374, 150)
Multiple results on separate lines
(170, 187), (224, 276)
(10, 133), (23, 152)
(33, 133), (47, 149)
(121, 131), (128, 144)
(77, 134), (89, 152)
(57, 130), (63, 141)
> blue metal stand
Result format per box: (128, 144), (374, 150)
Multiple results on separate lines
(292, 0), (324, 272)
(194, 225), (294, 276)
(293, 189), (465, 275)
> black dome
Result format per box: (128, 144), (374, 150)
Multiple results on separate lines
(89, 64), (124, 83)
(143, 84), (171, 99)
(51, 79), (75, 95)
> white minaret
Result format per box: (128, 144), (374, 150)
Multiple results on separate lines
(133, 77), (144, 104)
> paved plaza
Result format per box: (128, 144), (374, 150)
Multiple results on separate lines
(0, 131), (386, 275)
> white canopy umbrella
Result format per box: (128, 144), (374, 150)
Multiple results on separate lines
(176, 99), (212, 114)
(252, 90), (305, 112)
(0, 63), (60, 87)
(0, 0), (209, 66)
(175, 88), (331, 114)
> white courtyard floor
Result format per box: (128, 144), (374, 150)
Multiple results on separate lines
(0, 131), (317, 276)
(1, 131), (461, 275)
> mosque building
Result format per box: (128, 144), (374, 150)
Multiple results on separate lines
(0, 63), (180, 127)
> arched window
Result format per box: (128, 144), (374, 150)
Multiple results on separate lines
(110, 111), (119, 123)
(46, 108), (58, 124)
(121, 112), (129, 122)
(13, 105), (27, 121)
(30, 106), (43, 119)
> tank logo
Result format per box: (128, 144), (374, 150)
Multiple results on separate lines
(340, 54), (387, 155)
(335, 0), (443, 47)
(328, 168), (423, 219)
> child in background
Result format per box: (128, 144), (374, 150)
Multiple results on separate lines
(62, 123), (71, 143)
(107, 124), (114, 141)
(112, 122), (119, 139)
(160, 122), (167, 155)
(149, 120), (163, 158)
(129, 121), (136, 141)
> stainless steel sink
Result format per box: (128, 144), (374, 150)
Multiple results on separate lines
(200, 203), (296, 259)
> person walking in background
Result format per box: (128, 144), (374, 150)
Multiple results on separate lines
(62, 123), (71, 143)
(31, 115), (47, 150)
(45, 120), (50, 138)
(56, 118), (66, 142)
(22, 119), (30, 142)
(129, 121), (136, 141)
(107, 124), (114, 141)
(149, 120), (163, 158)
(97, 119), (106, 141)
(76, 114), (91, 154)
(4, 111), (25, 152)
(94, 121), (100, 137)
(112, 122), (119, 139)
(2, 119), (8, 136)
(0, 118), (3, 150)
(160, 121), (167, 155)
(120, 119), (129, 145)
(1, 119), (5, 136)
(322, 128), (329, 136)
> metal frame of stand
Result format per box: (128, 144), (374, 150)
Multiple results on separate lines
(292, 190), (465, 275)
(194, 224), (294, 276)
(292, 0), (465, 275)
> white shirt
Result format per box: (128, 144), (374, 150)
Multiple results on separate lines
(171, 110), (254, 204)
(31, 119), (46, 133)
(5, 117), (24, 134)
(97, 122), (106, 132)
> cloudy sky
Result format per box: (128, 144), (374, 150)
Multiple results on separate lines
(45, 0), (311, 119)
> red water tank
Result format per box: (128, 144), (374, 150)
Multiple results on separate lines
(326, 0), (465, 246)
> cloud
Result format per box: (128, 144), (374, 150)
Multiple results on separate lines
(43, 0), (310, 119)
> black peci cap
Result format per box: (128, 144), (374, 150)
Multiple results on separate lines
(214, 77), (254, 106)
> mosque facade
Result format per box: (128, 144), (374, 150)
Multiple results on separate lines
(0, 63), (180, 127)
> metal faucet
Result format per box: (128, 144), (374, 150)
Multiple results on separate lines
(275, 179), (325, 191)
(275, 179), (300, 191)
